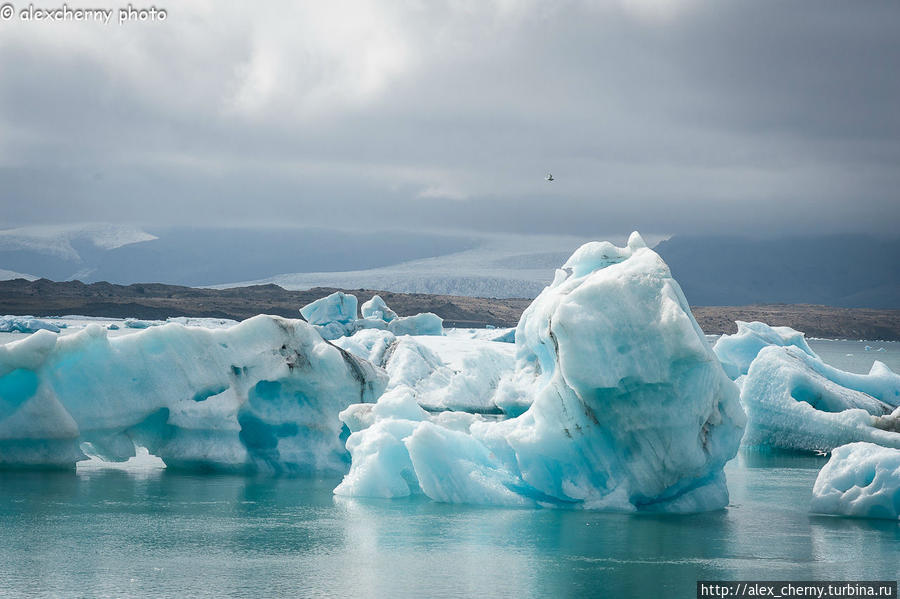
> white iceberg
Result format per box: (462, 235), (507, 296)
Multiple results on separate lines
(335, 233), (746, 512)
(740, 346), (900, 453)
(811, 442), (900, 520)
(713, 321), (817, 379)
(0, 315), (61, 334)
(0, 315), (387, 473)
(334, 330), (516, 413)
(361, 294), (398, 322)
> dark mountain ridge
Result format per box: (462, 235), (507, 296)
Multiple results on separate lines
(655, 234), (900, 309)
(2, 278), (899, 340)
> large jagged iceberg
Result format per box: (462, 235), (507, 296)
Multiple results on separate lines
(740, 345), (900, 452)
(335, 233), (746, 512)
(713, 321), (817, 379)
(0, 315), (387, 473)
(810, 442), (900, 520)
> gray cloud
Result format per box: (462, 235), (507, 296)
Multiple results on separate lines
(0, 0), (898, 236)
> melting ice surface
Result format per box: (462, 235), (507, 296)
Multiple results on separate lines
(335, 233), (746, 512)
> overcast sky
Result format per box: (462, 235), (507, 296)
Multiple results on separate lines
(0, 0), (898, 237)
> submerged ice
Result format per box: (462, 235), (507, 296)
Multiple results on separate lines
(335, 233), (746, 512)
(0, 315), (387, 473)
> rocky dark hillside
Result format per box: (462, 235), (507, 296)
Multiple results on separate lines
(0, 278), (532, 328)
(1, 278), (899, 339)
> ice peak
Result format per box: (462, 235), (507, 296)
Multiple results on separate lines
(561, 232), (647, 278)
(627, 231), (647, 250)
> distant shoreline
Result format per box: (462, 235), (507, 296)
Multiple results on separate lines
(1, 278), (898, 341)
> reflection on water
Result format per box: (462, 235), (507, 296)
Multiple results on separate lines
(1, 452), (897, 599)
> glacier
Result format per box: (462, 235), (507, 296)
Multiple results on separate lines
(335, 233), (746, 512)
(810, 442), (900, 520)
(0, 315), (387, 473)
(739, 345), (900, 453)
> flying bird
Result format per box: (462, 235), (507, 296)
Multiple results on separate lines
(545, 173), (554, 182)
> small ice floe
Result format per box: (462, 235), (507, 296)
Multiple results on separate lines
(811, 442), (900, 520)
(77, 444), (167, 472)
(0, 315), (61, 333)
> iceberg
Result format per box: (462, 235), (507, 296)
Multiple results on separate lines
(0, 315), (61, 334)
(334, 330), (516, 413)
(361, 294), (398, 322)
(713, 321), (817, 379)
(124, 318), (161, 329)
(387, 312), (443, 337)
(335, 233), (746, 512)
(490, 328), (515, 344)
(300, 291), (358, 326)
(299, 292), (360, 339)
(0, 315), (387, 473)
(740, 346), (900, 453)
(300, 292), (442, 339)
(810, 442), (900, 520)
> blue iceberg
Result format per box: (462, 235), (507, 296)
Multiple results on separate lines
(335, 233), (746, 512)
(300, 292), (442, 339)
(387, 312), (443, 337)
(0, 315), (387, 473)
(0, 315), (61, 334)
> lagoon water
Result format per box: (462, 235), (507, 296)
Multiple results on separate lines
(0, 338), (898, 598)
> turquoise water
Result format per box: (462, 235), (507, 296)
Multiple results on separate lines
(0, 338), (898, 597)
(0, 453), (897, 598)
(807, 339), (899, 374)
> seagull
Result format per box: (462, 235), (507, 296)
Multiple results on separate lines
(545, 172), (554, 182)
